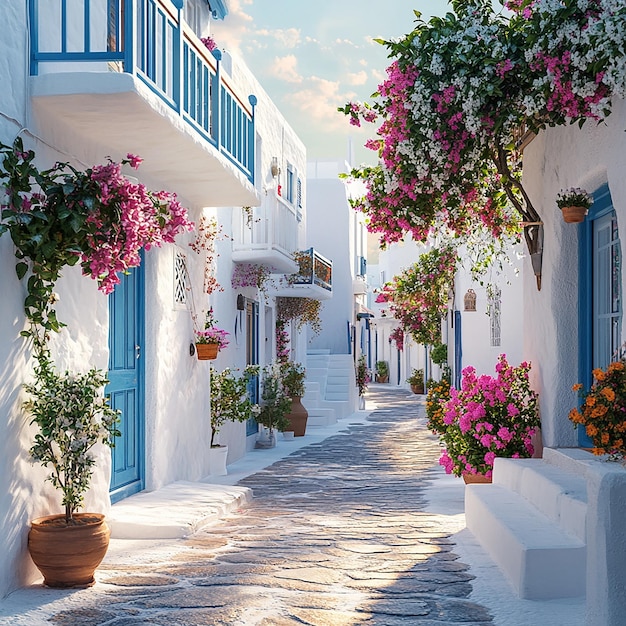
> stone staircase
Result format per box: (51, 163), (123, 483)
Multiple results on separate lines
(465, 450), (586, 599)
(465, 447), (626, 625)
(303, 350), (356, 426)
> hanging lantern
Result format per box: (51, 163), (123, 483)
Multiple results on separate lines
(464, 289), (477, 312)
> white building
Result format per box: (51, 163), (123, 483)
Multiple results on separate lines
(0, 0), (324, 597)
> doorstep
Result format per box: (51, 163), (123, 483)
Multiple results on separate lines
(107, 481), (253, 540)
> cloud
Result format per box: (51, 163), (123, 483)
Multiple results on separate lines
(209, 0), (254, 54)
(268, 55), (303, 84)
(346, 70), (368, 86)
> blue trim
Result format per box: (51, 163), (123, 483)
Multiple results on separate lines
(578, 183), (614, 447)
(208, 0), (228, 20)
(454, 311), (462, 389)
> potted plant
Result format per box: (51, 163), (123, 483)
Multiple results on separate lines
(407, 368), (425, 394)
(375, 360), (389, 383)
(256, 365), (291, 448)
(430, 343), (448, 367)
(556, 187), (593, 223)
(570, 358), (626, 460)
(425, 377), (452, 436)
(280, 361), (308, 437)
(195, 308), (229, 360)
(438, 355), (540, 482)
(0, 139), (192, 587)
(356, 356), (370, 409)
(209, 365), (259, 475)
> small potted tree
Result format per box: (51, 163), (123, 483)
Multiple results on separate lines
(280, 362), (308, 437)
(209, 366), (259, 475)
(407, 368), (425, 394)
(356, 356), (370, 409)
(256, 365), (291, 448)
(375, 361), (389, 383)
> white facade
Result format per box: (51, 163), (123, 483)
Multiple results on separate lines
(0, 2), (312, 598)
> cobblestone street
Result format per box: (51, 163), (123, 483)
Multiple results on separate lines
(1, 387), (494, 625)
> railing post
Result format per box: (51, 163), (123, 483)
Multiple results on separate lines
(171, 0), (183, 113)
(248, 94), (257, 184)
(211, 49), (222, 148)
(29, 0), (39, 76)
(122, 0), (135, 73)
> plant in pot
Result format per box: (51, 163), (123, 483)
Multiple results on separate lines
(256, 365), (291, 448)
(0, 139), (192, 586)
(438, 355), (540, 482)
(280, 361), (308, 437)
(209, 365), (260, 475)
(430, 343), (448, 368)
(375, 360), (389, 383)
(194, 308), (229, 360)
(407, 368), (425, 394)
(556, 187), (593, 224)
(356, 355), (370, 409)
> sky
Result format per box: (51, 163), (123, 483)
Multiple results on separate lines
(211, 0), (453, 167)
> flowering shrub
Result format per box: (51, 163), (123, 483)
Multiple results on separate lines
(195, 308), (229, 349)
(231, 263), (271, 292)
(280, 361), (306, 397)
(439, 355), (540, 478)
(276, 296), (322, 335)
(275, 321), (290, 362)
(389, 327), (404, 351)
(257, 364), (291, 432)
(555, 188), (593, 210)
(0, 139), (193, 339)
(569, 360), (626, 460)
(356, 356), (370, 396)
(339, 0), (626, 273)
(189, 214), (225, 294)
(383, 247), (457, 346)
(426, 378), (452, 435)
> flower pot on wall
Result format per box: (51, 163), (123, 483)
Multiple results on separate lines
(462, 474), (492, 485)
(196, 343), (219, 360)
(561, 205), (588, 223)
(208, 445), (228, 476)
(287, 397), (308, 437)
(28, 513), (110, 588)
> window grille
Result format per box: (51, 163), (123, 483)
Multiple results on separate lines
(297, 177), (302, 208)
(488, 286), (501, 347)
(174, 250), (190, 308)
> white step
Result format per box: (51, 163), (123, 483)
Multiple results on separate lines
(306, 407), (337, 427)
(465, 483), (586, 599)
(494, 457), (587, 541)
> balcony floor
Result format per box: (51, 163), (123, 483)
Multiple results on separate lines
(31, 72), (260, 209)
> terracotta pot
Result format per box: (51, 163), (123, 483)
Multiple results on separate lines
(28, 513), (110, 588)
(410, 384), (424, 394)
(287, 397), (308, 437)
(561, 205), (588, 224)
(376, 375), (389, 383)
(462, 474), (492, 484)
(196, 343), (219, 360)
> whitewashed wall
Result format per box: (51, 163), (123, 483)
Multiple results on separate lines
(521, 99), (626, 448)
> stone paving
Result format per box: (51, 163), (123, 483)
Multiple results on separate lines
(5, 386), (494, 625)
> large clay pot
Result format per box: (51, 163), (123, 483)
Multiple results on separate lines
(287, 397), (308, 437)
(28, 513), (110, 588)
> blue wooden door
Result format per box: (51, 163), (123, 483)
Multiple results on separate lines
(108, 263), (145, 501)
(579, 185), (622, 446)
(245, 299), (259, 436)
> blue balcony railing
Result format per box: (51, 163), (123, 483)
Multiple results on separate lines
(28, 0), (256, 183)
(291, 248), (333, 292)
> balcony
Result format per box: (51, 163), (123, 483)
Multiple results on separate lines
(28, 0), (259, 208)
(231, 194), (299, 274)
(270, 248), (333, 301)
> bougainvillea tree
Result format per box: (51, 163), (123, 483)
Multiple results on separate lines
(377, 247), (457, 346)
(340, 0), (626, 287)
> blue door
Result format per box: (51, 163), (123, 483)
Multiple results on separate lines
(245, 299), (259, 436)
(578, 185), (622, 446)
(108, 263), (145, 501)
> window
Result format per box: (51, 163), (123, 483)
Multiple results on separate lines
(286, 164), (294, 204)
(174, 250), (190, 309)
(297, 177), (302, 208)
(488, 286), (501, 347)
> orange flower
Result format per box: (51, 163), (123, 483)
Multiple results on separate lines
(601, 432), (610, 445)
(600, 387), (616, 402)
(572, 383), (583, 391)
(592, 405), (608, 417)
(586, 396), (597, 407)
(586, 424), (599, 437)
(608, 361), (625, 372)
(568, 408), (583, 423)
(592, 448), (606, 456)
(592, 368), (606, 381)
